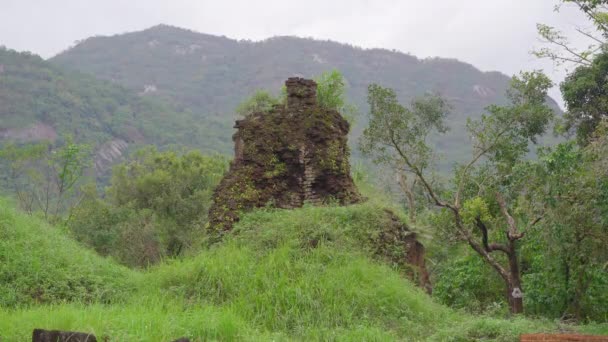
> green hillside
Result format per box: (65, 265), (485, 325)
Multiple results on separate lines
(0, 47), (233, 175)
(1, 199), (605, 341)
(49, 24), (562, 165)
(0, 198), (137, 307)
(0, 27), (562, 175)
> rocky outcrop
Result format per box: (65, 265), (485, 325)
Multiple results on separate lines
(94, 138), (129, 173)
(208, 77), (361, 232)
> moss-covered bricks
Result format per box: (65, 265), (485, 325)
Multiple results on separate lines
(208, 77), (361, 232)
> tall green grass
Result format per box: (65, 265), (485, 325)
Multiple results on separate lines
(0, 199), (606, 341)
(0, 199), (137, 307)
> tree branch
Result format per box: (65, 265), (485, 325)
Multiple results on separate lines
(456, 212), (510, 282)
(388, 131), (453, 211)
(576, 3), (608, 34)
(475, 216), (510, 254)
(575, 27), (605, 44)
(539, 28), (594, 64)
(455, 125), (513, 208)
(496, 192), (518, 238)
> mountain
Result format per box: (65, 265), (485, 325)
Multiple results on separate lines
(0, 47), (233, 176)
(50, 24), (561, 166)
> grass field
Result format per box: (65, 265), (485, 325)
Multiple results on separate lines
(1, 198), (606, 341)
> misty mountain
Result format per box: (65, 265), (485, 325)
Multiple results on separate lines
(50, 24), (560, 166)
(0, 47), (232, 176)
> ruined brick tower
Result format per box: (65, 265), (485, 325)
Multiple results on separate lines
(208, 77), (361, 232)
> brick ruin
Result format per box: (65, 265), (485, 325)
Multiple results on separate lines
(207, 77), (432, 293)
(208, 77), (362, 232)
(520, 334), (608, 341)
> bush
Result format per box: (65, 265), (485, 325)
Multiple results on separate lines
(432, 252), (506, 314)
(68, 148), (227, 267)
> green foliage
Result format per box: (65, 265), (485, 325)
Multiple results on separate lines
(430, 127), (608, 321)
(53, 137), (90, 196)
(516, 134), (608, 321)
(467, 71), (554, 167)
(315, 70), (346, 111)
(561, 51), (608, 145)
(236, 90), (280, 117)
(360, 84), (450, 171)
(461, 197), (493, 226)
(361, 71), (557, 315)
(69, 147), (227, 267)
(108, 147), (226, 224)
(433, 252), (505, 314)
(0, 137), (91, 222)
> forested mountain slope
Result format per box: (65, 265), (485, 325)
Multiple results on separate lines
(0, 47), (233, 174)
(51, 24), (561, 164)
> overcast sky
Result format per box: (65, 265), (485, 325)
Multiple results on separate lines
(0, 0), (597, 106)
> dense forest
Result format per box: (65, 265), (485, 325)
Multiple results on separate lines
(0, 0), (607, 341)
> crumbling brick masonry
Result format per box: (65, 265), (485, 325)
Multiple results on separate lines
(208, 77), (361, 232)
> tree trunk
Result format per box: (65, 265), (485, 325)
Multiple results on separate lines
(506, 241), (524, 314)
(507, 282), (524, 314)
(398, 172), (416, 224)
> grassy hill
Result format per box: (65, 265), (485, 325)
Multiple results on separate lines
(0, 198), (137, 307)
(50, 25), (562, 166)
(1, 199), (605, 341)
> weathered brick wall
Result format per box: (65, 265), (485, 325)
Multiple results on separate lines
(208, 77), (361, 232)
(521, 334), (608, 341)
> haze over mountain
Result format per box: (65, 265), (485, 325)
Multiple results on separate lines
(49, 24), (560, 166)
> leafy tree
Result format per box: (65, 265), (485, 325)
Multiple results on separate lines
(315, 70), (347, 111)
(69, 147), (227, 267)
(236, 90), (280, 117)
(315, 70), (357, 122)
(359, 85), (450, 224)
(534, 1), (607, 67)
(433, 252), (505, 313)
(108, 147), (227, 255)
(360, 71), (555, 314)
(0, 137), (90, 222)
(515, 125), (608, 321)
(534, 0), (608, 144)
(561, 50), (608, 144)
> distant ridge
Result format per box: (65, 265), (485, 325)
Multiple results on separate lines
(0, 25), (557, 165)
(49, 24), (560, 166)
